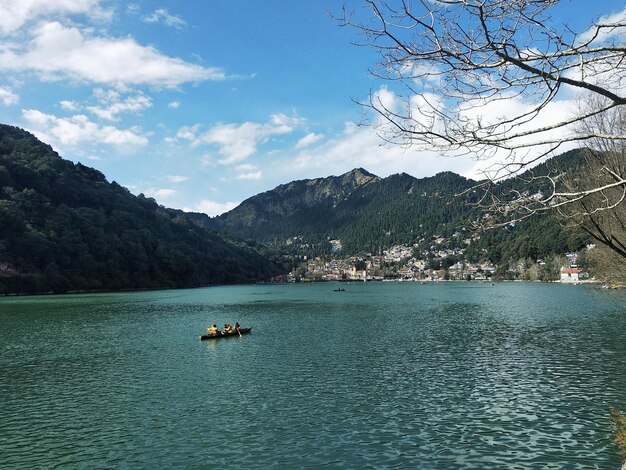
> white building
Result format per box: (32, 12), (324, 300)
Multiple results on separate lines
(560, 268), (583, 283)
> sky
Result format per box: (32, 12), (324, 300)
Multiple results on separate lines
(0, 0), (625, 216)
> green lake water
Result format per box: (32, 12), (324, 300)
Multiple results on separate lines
(1, 282), (625, 469)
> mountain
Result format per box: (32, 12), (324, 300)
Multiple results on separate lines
(207, 169), (480, 255)
(206, 168), (379, 243)
(206, 157), (588, 263)
(0, 125), (280, 294)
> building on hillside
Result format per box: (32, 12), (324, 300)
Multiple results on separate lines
(411, 259), (428, 271)
(565, 252), (579, 267)
(560, 268), (583, 283)
(448, 261), (466, 280)
(397, 267), (415, 280)
(427, 269), (446, 281)
(349, 267), (368, 281)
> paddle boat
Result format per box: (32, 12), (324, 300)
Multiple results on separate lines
(199, 327), (252, 341)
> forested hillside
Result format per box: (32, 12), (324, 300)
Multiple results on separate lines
(206, 169), (474, 253)
(208, 156), (589, 264)
(0, 125), (279, 294)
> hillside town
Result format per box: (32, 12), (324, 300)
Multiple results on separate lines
(280, 242), (589, 284)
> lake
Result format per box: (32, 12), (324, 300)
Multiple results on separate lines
(1, 282), (625, 469)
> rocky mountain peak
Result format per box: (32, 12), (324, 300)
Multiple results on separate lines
(342, 168), (379, 186)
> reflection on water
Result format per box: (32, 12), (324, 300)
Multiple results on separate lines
(1, 282), (625, 468)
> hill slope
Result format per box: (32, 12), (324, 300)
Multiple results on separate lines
(207, 157), (588, 263)
(206, 168), (379, 246)
(206, 169), (479, 254)
(0, 125), (279, 294)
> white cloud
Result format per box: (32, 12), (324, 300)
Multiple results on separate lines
(276, 87), (479, 182)
(176, 124), (201, 140)
(59, 100), (79, 111)
(235, 164), (262, 180)
(454, 93), (581, 180)
(372, 86), (399, 114)
(235, 164), (256, 172)
(145, 188), (177, 200)
(270, 112), (304, 128)
(22, 108), (149, 148)
(295, 132), (324, 149)
(526, 10), (626, 100)
(289, 85), (579, 185)
(86, 89), (152, 121)
(288, 120), (477, 183)
(403, 61), (443, 89)
(199, 122), (264, 163)
(0, 21), (224, 88)
(235, 171), (262, 180)
(0, 86), (18, 105)
(578, 6), (626, 45)
(0, 0), (110, 36)
(126, 4), (141, 15)
(167, 175), (188, 183)
(187, 200), (240, 217)
(142, 9), (186, 29)
(168, 101), (181, 109)
(185, 114), (301, 164)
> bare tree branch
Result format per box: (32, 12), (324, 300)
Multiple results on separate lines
(339, 0), (626, 150)
(339, 0), (626, 259)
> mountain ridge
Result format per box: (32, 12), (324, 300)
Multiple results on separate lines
(206, 152), (588, 262)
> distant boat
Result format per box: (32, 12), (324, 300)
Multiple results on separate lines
(333, 288), (346, 292)
(199, 327), (252, 341)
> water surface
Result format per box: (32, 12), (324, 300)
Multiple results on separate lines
(1, 282), (625, 468)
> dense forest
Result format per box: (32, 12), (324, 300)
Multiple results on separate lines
(208, 159), (589, 264)
(0, 125), (280, 294)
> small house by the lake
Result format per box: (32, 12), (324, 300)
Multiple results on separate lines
(560, 268), (583, 283)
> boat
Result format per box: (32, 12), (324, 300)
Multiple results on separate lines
(199, 327), (252, 341)
(333, 288), (346, 292)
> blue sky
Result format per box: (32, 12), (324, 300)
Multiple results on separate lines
(0, 0), (624, 215)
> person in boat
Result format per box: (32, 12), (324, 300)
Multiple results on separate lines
(206, 324), (219, 336)
(223, 323), (233, 334)
(234, 322), (241, 333)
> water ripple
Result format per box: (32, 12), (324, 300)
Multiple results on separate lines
(1, 283), (625, 468)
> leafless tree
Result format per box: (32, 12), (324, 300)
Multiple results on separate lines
(583, 242), (626, 284)
(556, 95), (626, 259)
(339, 0), (626, 232)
